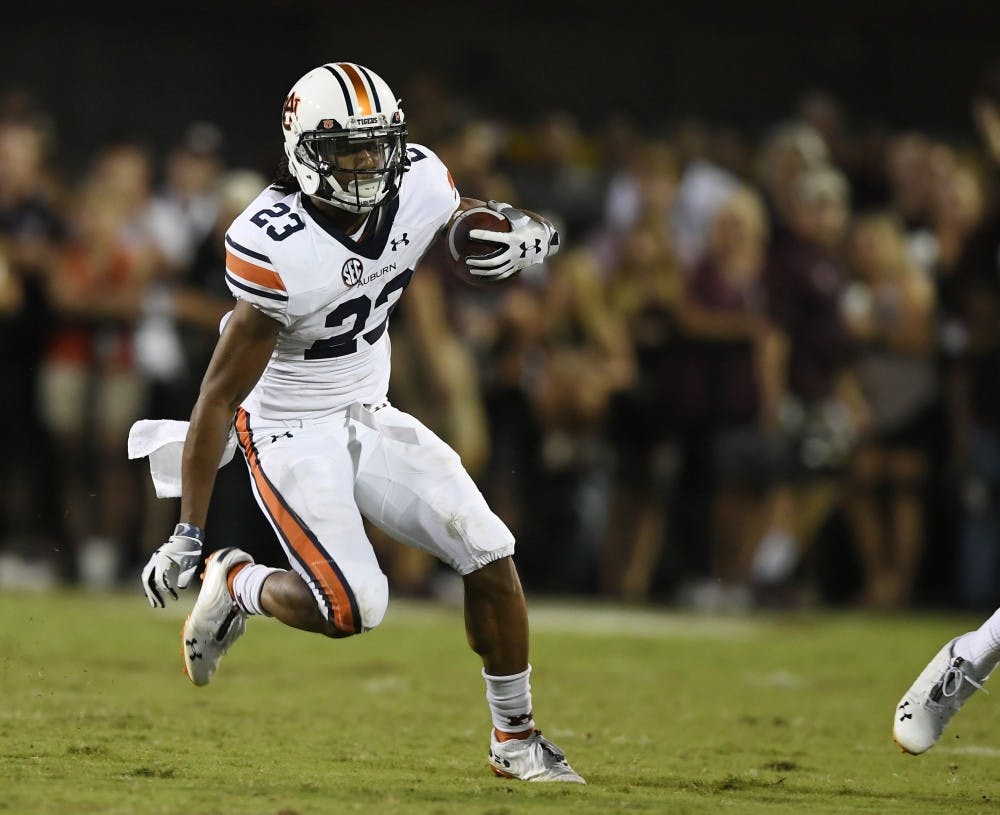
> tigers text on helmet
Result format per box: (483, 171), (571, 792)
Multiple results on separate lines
(281, 63), (409, 214)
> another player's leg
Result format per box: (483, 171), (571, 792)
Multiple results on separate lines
(893, 608), (1000, 754)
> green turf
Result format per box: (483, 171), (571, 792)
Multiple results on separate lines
(1, 591), (998, 814)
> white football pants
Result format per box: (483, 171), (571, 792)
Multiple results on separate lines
(234, 402), (514, 634)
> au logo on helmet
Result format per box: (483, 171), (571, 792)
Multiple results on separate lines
(282, 93), (300, 132)
(342, 257), (364, 286)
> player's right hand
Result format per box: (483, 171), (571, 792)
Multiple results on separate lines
(141, 524), (204, 607)
(466, 200), (560, 281)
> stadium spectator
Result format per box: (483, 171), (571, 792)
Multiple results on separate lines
(155, 168), (265, 418)
(921, 160), (985, 358)
(886, 132), (936, 235)
(670, 128), (742, 269)
(759, 165), (868, 598)
(438, 118), (515, 206)
(136, 123), (227, 412)
(0, 112), (66, 585)
(602, 216), (686, 601)
(523, 248), (633, 591)
(145, 122), (224, 276)
(757, 121), (829, 245)
(477, 278), (548, 554)
(595, 112), (642, 224)
(950, 65), (1000, 609)
(679, 186), (789, 603)
(598, 139), (680, 270)
(842, 211), (937, 608)
(796, 90), (851, 173)
(508, 110), (603, 243)
(39, 172), (151, 588)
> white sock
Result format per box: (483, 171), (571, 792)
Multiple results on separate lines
(750, 530), (799, 585)
(231, 564), (283, 616)
(483, 664), (535, 735)
(954, 608), (1000, 672)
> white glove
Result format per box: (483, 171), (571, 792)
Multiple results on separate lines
(141, 523), (204, 607)
(466, 200), (560, 281)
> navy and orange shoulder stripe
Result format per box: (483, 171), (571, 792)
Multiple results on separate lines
(225, 234), (288, 302)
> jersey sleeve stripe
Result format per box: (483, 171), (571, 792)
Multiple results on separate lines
(225, 234), (272, 264)
(225, 271), (288, 302)
(225, 249), (287, 292)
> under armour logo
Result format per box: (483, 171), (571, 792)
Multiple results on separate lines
(270, 431), (293, 443)
(898, 700), (912, 722)
(507, 712), (533, 727)
(391, 233), (409, 251)
(519, 239), (542, 258)
(185, 638), (202, 660)
(488, 749), (511, 769)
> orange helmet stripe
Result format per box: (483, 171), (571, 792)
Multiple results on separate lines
(338, 63), (372, 117)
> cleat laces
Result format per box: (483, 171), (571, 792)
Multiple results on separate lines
(928, 659), (987, 706)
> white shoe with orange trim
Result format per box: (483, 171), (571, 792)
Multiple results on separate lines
(488, 730), (585, 783)
(893, 636), (992, 755)
(182, 547), (252, 686)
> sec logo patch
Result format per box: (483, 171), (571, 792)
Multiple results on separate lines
(342, 257), (363, 286)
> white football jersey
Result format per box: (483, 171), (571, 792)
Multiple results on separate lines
(224, 144), (460, 420)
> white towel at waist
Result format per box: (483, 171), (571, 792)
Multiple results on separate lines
(127, 419), (238, 498)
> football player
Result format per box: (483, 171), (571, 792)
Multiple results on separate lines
(138, 62), (581, 783)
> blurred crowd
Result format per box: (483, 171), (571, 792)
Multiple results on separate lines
(3, 65), (1000, 613)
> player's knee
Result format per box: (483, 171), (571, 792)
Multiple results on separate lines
(321, 569), (389, 638)
(449, 508), (516, 575)
(354, 570), (389, 631)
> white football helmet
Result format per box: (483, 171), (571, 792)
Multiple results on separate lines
(281, 62), (408, 213)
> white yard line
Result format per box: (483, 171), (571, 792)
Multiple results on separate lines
(937, 745), (1000, 757)
(388, 598), (766, 640)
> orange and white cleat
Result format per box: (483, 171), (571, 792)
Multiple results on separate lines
(182, 547), (252, 686)
(488, 730), (585, 783)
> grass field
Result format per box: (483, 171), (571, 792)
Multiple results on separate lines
(2, 591), (999, 815)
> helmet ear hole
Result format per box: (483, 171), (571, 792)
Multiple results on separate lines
(300, 171), (321, 196)
(286, 142), (321, 196)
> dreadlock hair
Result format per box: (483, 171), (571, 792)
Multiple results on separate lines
(271, 154), (301, 193)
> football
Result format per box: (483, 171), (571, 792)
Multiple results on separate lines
(445, 206), (512, 284)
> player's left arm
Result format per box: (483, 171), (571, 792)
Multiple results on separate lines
(454, 197), (561, 281)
